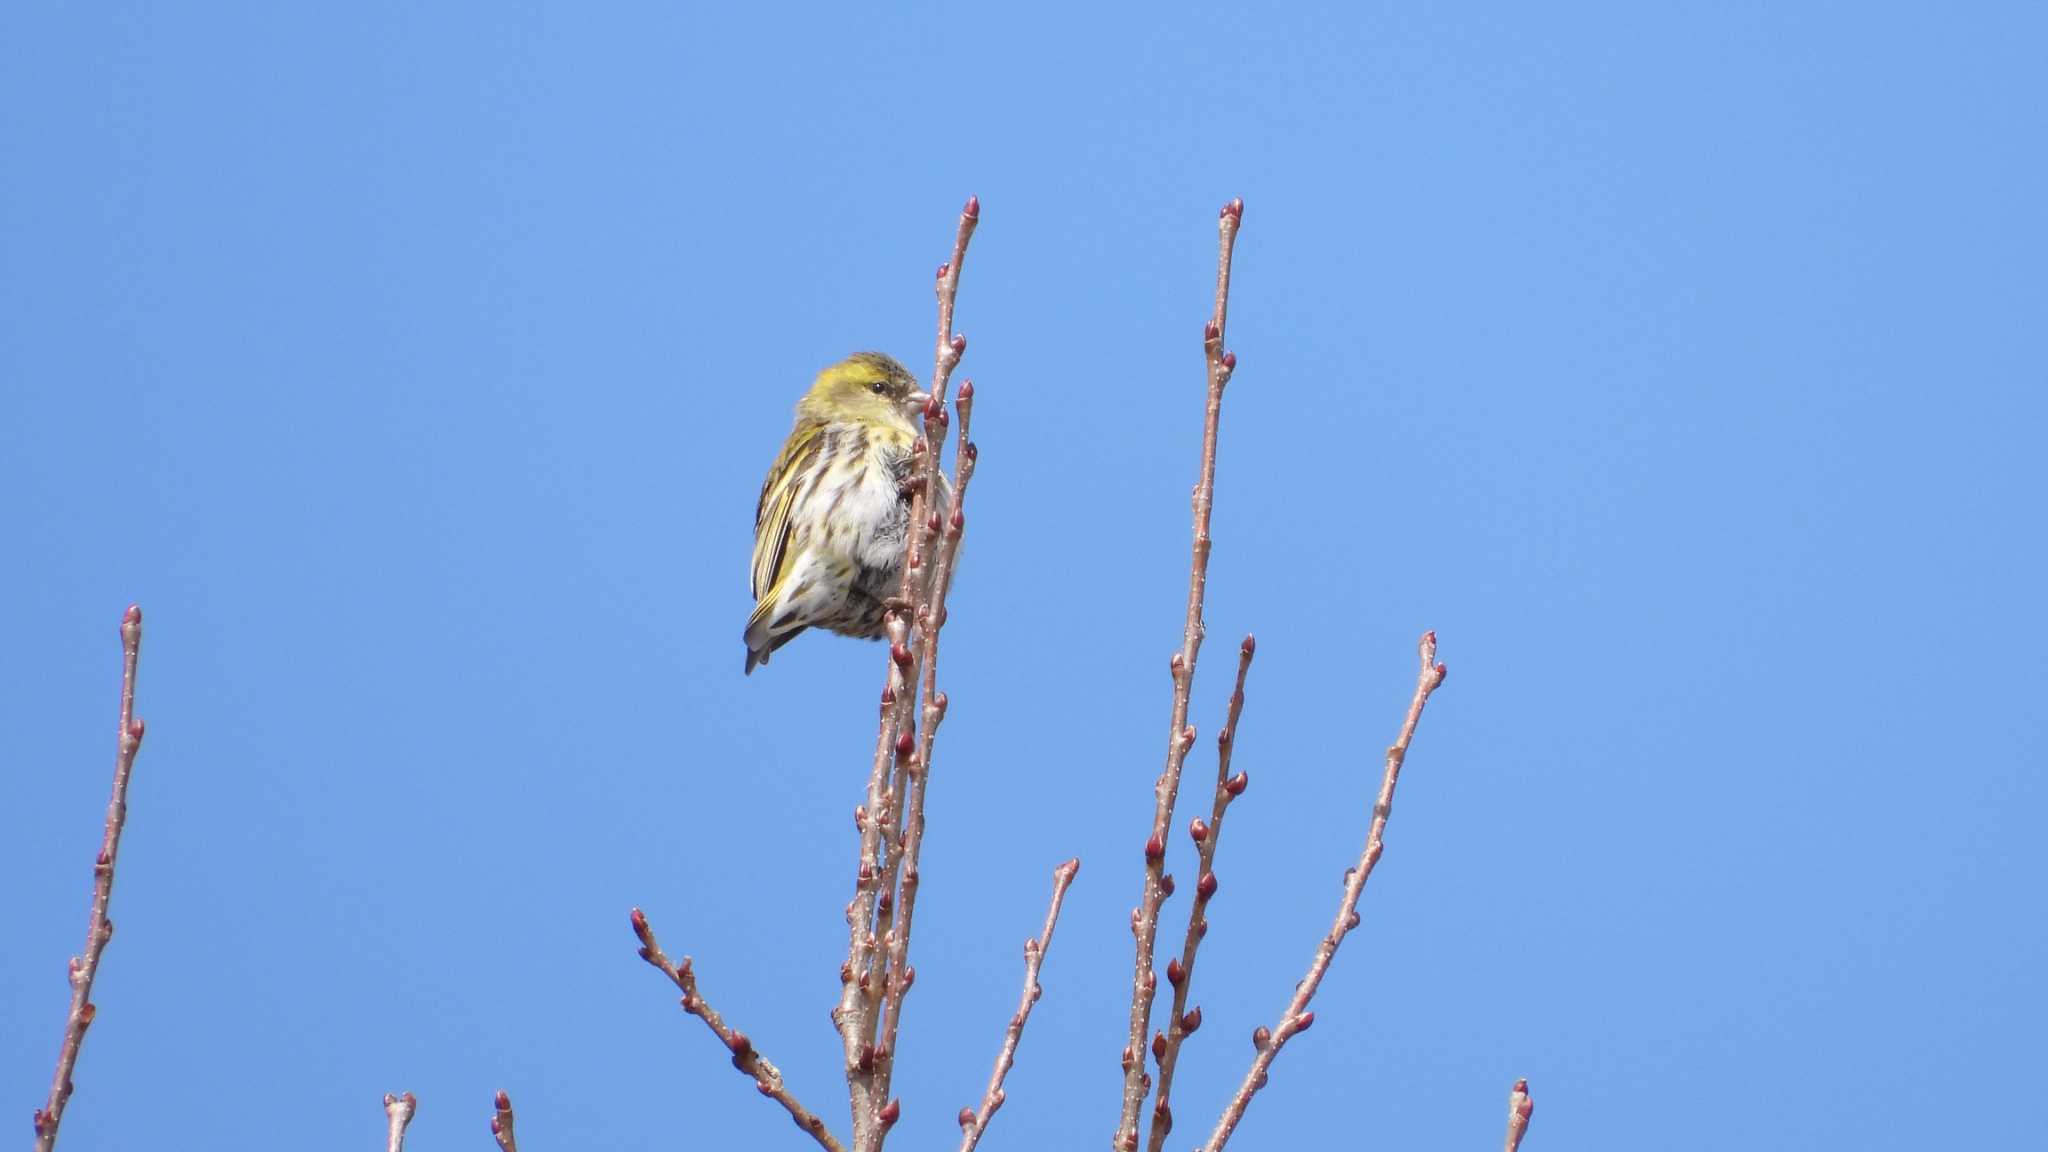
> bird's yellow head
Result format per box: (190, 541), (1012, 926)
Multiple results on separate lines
(796, 352), (929, 436)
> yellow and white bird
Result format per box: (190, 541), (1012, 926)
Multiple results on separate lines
(745, 352), (944, 674)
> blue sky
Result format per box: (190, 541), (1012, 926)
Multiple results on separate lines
(4, 3), (2043, 1149)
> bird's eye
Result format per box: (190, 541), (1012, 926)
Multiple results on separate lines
(869, 381), (888, 395)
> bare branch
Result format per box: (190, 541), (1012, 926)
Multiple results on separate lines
(32, 604), (145, 1152)
(1116, 197), (1243, 1152)
(1144, 636), (1254, 1152)
(834, 195), (980, 1152)
(1503, 1079), (1534, 1152)
(873, 375), (979, 1111)
(632, 909), (849, 1152)
(956, 858), (1081, 1152)
(384, 1092), (417, 1152)
(1198, 631), (1450, 1152)
(491, 1090), (520, 1152)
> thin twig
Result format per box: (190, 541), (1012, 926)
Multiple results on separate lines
(491, 1090), (520, 1152)
(1503, 1079), (1534, 1152)
(633, 909), (849, 1152)
(384, 1092), (417, 1152)
(1198, 631), (1450, 1152)
(1116, 198), (1243, 1152)
(873, 374), (978, 1113)
(956, 858), (1081, 1152)
(836, 195), (979, 1152)
(1144, 636), (1254, 1152)
(32, 605), (145, 1152)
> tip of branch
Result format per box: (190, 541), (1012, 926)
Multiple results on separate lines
(964, 195), (980, 219)
(1060, 857), (1080, 877)
(629, 908), (650, 943)
(1221, 198), (1244, 221)
(123, 604), (142, 626)
(1241, 634), (1256, 657)
(495, 1091), (511, 1110)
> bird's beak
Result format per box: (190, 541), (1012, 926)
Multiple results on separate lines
(905, 390), (932, 417)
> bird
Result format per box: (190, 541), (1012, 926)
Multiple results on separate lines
(745, 352), (945, 674)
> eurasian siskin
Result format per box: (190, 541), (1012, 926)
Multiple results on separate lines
(745, 352), (947, 673)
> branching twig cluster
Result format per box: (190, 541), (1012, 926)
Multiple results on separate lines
(25, 207), (1526, 1152)
(630, 198), (1080, 1152)
(32, 605), (145, 1152)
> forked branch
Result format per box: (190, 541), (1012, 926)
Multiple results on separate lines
(1198, 632), (1450, 1152)
(1115, 197), (1243, 1152)
(383, 1092), (417, 1152)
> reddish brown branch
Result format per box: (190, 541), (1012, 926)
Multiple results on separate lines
(834, 196), (980, 1152)
(1198, 632), (1449, 1152)
(32, 605), (145, 1152)
(1116, 198), (1242, 1152)
(491, 1090), (519, 1152)
(633, 909), (848, 1152)
(957, 858), (1081, 1152)
(1503, 1079), (1534, 1152)
(384, 1092), (417, 1152)
(1144, 636), (1254, 1152)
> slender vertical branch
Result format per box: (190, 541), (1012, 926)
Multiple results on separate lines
(837, 195), (980, 1152)
(1144, 636), (1254, 1152)
(1503, 1079), (1534, 1152)
(32, 605), (145, 1152)
(633, 909), (849, 1152)
(1116, 197), (1243, 1152)
(1198, 632), (1450, 1152)
(956, 858), (1081, 1152)
(873, 378), (978, 1094)
(490, 1090), (520, 1152)
(384, 1092), (417, 1152)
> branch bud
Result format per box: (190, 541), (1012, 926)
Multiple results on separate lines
(1197, 871), (1218, 899)
(1144, 834), (1164, 861)
(1225, 771), (1249, 796)
(1166, 958), (1185, 987)
(1189, 818), (1208, 843)
(1181, 1005), (1202, 1034)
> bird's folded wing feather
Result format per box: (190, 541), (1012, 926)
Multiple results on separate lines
(751, 424), (824, 601)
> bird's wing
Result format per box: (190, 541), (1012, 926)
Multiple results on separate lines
(751, 424), (824, 602)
